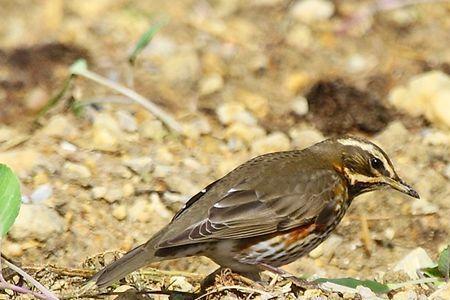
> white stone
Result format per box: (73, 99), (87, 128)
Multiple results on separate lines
(411, 198), (438, 215)
(104, 187), (124, 204)
(30, 184), (53, 203)
(199, 73), (224, 96)
(9, 204), (64, 241)
(168, 276), (194, 292)
(112, 205), (127, 221)
(217, 102), (257, 126)
(389, 71), (450, 129)
(394, 247), (435, 279)
(289, 127), (324, 149)
(139, 119), (168, 141)
(286, 24), (313, 50)
(251, 132), (290, 156)
(92, 186), (107, 200)
(291, 96), (309, 116)
(63, 162), (91, 179)
(122, 156), (153, 175)
(116, 110), (138, 132)
(393, 290), (418, 300)
(91, 113), (123, 151)
(290, 0), (335, 23)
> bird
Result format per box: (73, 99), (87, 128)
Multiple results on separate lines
(89, 136), (419, 289)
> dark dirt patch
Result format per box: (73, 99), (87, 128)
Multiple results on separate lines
(0, 42), (88, 123)
(305, 79), (394, 135)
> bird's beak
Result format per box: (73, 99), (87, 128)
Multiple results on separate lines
(384, 176), (420, 199)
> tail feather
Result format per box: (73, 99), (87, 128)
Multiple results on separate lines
(89, 235), (162, 289)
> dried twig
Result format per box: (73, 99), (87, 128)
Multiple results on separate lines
(70, 59), (183, 134)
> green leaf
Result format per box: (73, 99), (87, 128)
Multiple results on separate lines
(0, 164), (21, 237)
(422, 265), (442, 278)
(438, 245), (449, 279)
(315, 277), (390, 294)
(128, 19), (167, 65)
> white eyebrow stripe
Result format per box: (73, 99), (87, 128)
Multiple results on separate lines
(337, 138), (396, 177)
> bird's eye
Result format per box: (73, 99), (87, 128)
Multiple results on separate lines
(370, 157), (383, 169)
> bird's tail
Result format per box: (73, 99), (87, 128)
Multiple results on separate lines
(88, 233), (163, 289)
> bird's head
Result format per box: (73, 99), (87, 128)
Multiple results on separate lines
(325, 136), (419, 199)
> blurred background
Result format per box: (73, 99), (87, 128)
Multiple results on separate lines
(0, 0), (449, 296)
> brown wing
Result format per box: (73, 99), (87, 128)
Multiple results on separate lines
(157, 169), (345, 248)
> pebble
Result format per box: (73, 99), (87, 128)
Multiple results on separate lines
(393, 291), (418, 300)
(356, 285), (377, 300)
(182, 116), (212, 139)
(199, 73), (224, 96)
(411, 198), (438, 215)
(284, 72), (312, 95)
(139, 119), (168, 141)
(91, 186), (107, 200)
(393, 247), (435, 279)
(63, 162), (92, 180)
(59, 141), (78, 152)
(168, 276), (194, 292)
(217, 102), (257, 126)
(104, 187), (124, 204)
(41, 115), (76, 139)
(30, 184), (53, 203)
(251, 132), (291, 156)
(236, 89), (270, 118)
(289, 127), (324, 149)
(112, 205), (127, 221)
(4, 242), (23, 257)
(290, 0), (335, 23)
(162, 49), (200, 83)
(389, 71), (450, 129)
(115, 110), (138, 132)
(225, 123), (266, 144)
(9, 204), (65, 241)
(291, 96), (309, 116)
(286, 24), (313, 50)
(129, 199), (153, 222)
(122, 156), (153, 175)
(429, 283), (450, 300)
(91, 113), (123, 151)
(24, 87), (49, 112)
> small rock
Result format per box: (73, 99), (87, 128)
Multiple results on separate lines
(0, 150), (41, 176)
(115, 110), (138, 132)
(168, 276), (194, 292)
(286, 24), (313, 50)
(429, 283), (450, 300)
(236, 89), (270, 118)
(9, 204), (65, 241)
(289, 127), (324, 149)
(122, 156), (153, 175)
(24, 87), (49, 112)
(290, 0), (335, 23)
(199, 73), (224, 95)
(384, 228), (395, 240)
(104, 187), (123, 203)
(42, 115), (77, 139)
(162, 49), (200, 83)
(63, 162), (91, 180)
(112, 205), (127, 221)
(91, 113), (123, 151)
(291, 96), (309, 116)
(394, 247), (435, 279)
(284, 71), (312, 95)
(225, 123), (266, 144)
(356, 285), (377, 300)
(346, 54), (374, 74)
(139, 119), (168, 141)
(411, 198), (438, 215)
(92, 186), (107, 199)
(129, 199), (153, 223)
(30, 184), (53, 203)
(217, 102), (257, 126)
(123, 183), (135, 198)
(393, 290), (418, 300)
(389, 71), (450, 129)
(182, 116), (212, 139)
(4, 242), (23, 257)
(251, 132), (290, 156)
(444, 164), (450, 179)
(59, 141), (77, 152)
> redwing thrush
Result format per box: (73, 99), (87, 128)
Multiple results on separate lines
(90, 136), (419, 288)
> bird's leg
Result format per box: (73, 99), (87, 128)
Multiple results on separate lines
(257, 263), (319, 290)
